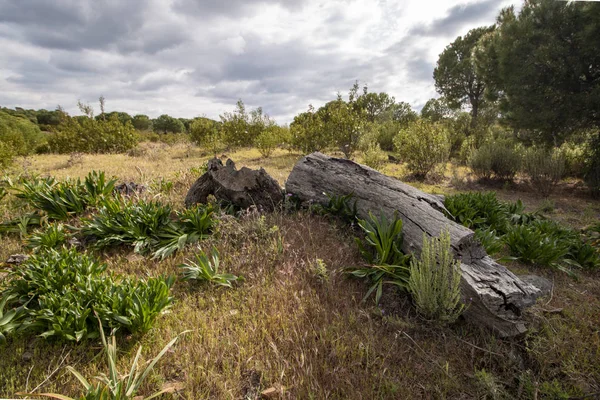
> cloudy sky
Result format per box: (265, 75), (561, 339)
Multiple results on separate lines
(0, 0), (520, 123)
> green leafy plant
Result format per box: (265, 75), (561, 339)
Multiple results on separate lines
(469, 140), (522, 181)
(474, 228), (505, 256)
(80, 198), (216, 259)
(0, 248), (174, 342)
(29, 319), (182, 400)
(179, 247), (241, 288)
(0, 294), (23, 344)
(351, 212), (411, 303)
(316, 192), (358, 223)
(26, 223), (70, 250)
(504, 224), (574, 273)
(408, 230), (465, 323)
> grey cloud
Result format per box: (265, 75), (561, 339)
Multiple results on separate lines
(410, 0), (498, 37)
(171, 0), (306, 19)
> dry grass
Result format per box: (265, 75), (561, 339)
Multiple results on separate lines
(1, 143), (599, 399)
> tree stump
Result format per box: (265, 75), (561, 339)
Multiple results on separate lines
(286, 152), (541, 337)
(185, 158), (283, 211)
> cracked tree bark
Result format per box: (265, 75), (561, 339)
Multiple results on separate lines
(286, 152), (541, 337)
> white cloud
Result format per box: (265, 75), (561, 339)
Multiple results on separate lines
(0, 0), (520, 122)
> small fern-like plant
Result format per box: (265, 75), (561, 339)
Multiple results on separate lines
(179, 247), (241, 288)
(408, 229), (464, 323)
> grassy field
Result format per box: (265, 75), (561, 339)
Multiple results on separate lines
(1, 143), (599, 399)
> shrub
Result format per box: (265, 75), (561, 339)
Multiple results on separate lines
(585, 133), (600, 197)
(48, 115), (139, 154)
(361, 142), (387, 170)
(0, 141), (15, 170)
(189, 117), (223, 156)
(0, 110), (46, 155)
(179, 247), (242, 288)
(408, 230), (464, 323)
(393, 119), (450, 179)
(351, 212), (411, 303)
(290, 106), (328, 154)
(0, 248), (174, 341)
(558, 140), (588, 178)
(522, 147), (566, 197)
(255, 125), (282, 158)
(469, 141), (521, 181)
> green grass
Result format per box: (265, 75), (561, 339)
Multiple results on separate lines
(0, 143), (599, 398)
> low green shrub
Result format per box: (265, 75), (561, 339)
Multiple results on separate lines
(313, 192), (357, 224)
(179, 247), (242, 288)
(522, 148), (566, 197)
(0, 248), (174, 341)
(585, 133), (600, 197)
(0, 110), (46, 156)
(255, 125), (283, 158)
(408, 230), (464, 323)
(0, 142), (15, 170)
(48, 115), (138, 154)
(361, 142), (387, 170)
(469, 141), (521, 181)
(393, 119), (450, 179)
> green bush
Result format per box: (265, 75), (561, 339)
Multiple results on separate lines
(48, 115), (139, 154)
(190, 117), (223, 156)
(0, 248), (174, 341)
(0, 142), (15, 170)
(393, 119), (450, 179)
(290, 106), (328, 154)
(558, 140), (588, 178)
(313, 192), (357, 224)
(132, 114), (152, 131)
(0, 110), (46, 155)
(469, 141), (521, 181)
(522, 147), (566, 197)
(153, 114), (185, 134)
(408, 230), (464, 323)
(255, 125), (282, 158)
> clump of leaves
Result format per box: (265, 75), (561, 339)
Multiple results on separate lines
(30, 320), (182, 400)
(314, 192), (358, 223)
(80, 198), (216, 259)
(26, 223), (70, 251)
(408, 229), (464, 323)
(351, 212), (411, 303)
(9, 171), (116, 221)
(0, 295), (23, 344)
(474, 227), (505, 256)
(179, 247), (242, 288)
(0, 248), (174, 342)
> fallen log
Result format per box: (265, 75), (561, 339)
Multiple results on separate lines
(286, 152), (540, 337)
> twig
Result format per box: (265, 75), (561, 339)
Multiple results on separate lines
(29, 346), (71, 394)
(455, 337), (505, 357)
(544, 277), (555, 306)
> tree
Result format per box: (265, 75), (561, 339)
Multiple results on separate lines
(434, 26), (494, 124)
(353, 85), (396, 122)
(153, 114), (185, 134)
(421, 98), (453, 122)
(0, 110), (46, 155)
(321, 96), (364, 159)
(132, 114), (152, 131)
(474, 0), (600, 145)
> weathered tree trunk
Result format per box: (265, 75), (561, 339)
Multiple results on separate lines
(286, 152), (540, 337)
(185, 158), (283, 211)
